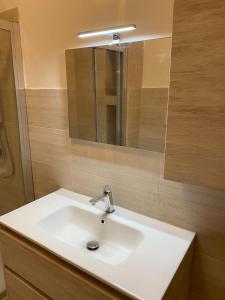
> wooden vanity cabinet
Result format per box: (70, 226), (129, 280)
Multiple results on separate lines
(4, 269), (48, 300)
(0, 228), (130, 300)
(0, 227), (193, 300)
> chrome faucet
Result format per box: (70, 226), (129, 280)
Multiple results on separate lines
(89, 185), (115, 213)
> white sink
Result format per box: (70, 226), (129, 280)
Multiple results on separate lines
(0, 188), (195, 300)
(37, 205), (144, 265)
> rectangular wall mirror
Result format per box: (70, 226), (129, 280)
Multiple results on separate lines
(66, 37), (172, 153)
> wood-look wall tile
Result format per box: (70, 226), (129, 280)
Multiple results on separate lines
(164, 0), (225, 191)
(32, 161), (72, 199)
(71, 139), (161, 176)
(190, 252), (225, 300)
(71, 154), (159, 198)
(26, 89), (68, 130)
(28, 126), (72, 170)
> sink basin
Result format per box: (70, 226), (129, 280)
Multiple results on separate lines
(0, 188), (195, 300)
(37, 205), (144, 265)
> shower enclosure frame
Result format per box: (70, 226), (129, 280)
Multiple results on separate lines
(0, 18), (34, 203)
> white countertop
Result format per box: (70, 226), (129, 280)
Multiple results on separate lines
(0, 189), (195, 300)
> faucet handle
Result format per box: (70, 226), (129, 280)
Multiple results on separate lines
(104, 185), (111, 194)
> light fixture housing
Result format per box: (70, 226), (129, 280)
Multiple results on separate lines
(112, 34), (120, 44)
(78, 24), (136, 39)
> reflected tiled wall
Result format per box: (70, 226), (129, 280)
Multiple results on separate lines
(125, 42), (143, 148)
(139, 88), (168, 153)
(26, 88), (225, 300)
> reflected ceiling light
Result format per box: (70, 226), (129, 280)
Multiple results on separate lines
(78, 24), (136, 39)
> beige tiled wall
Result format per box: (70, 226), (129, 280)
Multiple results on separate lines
(164, 0), (225, 191)
(26, 89), (225, 300)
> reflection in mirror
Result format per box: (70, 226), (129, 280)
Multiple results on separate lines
(66, 37), (172, 153)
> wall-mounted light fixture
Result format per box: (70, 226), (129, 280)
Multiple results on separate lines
(78, 24), (136, 44)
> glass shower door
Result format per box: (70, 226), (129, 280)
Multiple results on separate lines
(0, 19), (33, 214)
(0, 28), (15, 179)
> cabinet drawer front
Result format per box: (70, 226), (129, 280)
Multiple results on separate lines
(0, 229), (128, 300)
(5, 269), (48, 300)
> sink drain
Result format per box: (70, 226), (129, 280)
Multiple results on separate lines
(86, 240), (100, 251)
